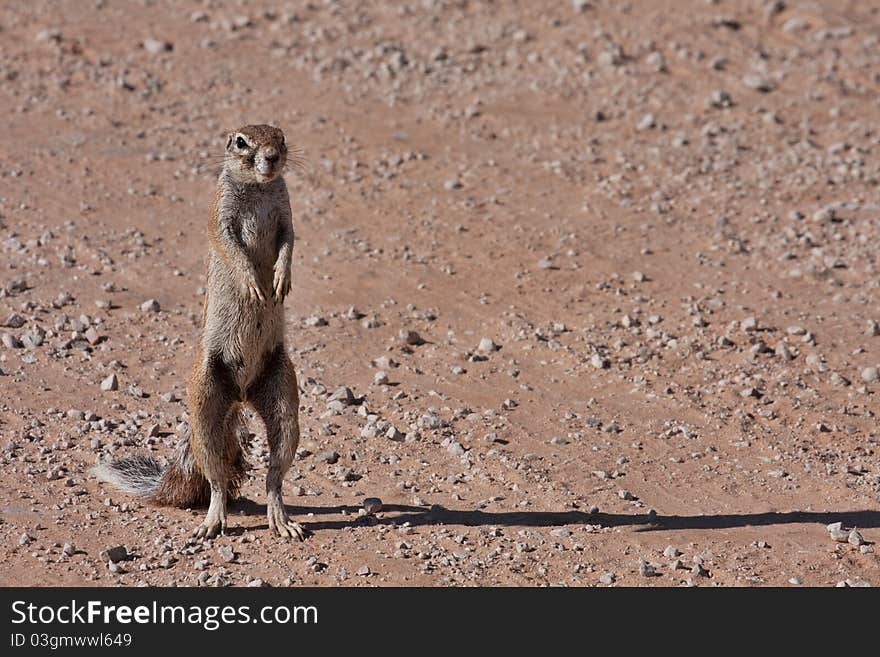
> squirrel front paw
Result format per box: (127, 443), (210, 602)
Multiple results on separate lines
(272, 265), (291, 302)
(244, 272), (267, 304)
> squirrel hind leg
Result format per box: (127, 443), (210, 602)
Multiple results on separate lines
(248, 347), (307, 540)
(186, 355), (245, 535)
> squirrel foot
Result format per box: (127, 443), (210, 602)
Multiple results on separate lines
(267, 501), (308, 541)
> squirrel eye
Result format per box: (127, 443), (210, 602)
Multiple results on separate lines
(235, 136), (247, 149)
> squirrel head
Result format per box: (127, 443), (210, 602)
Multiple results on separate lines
(224, 124), (288, 184)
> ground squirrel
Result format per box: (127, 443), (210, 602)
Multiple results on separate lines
(93, 124), (307, 540)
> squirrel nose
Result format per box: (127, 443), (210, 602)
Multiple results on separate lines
(264, 150), (279, 163)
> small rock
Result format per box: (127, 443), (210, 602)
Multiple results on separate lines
(4, 314), (25, 329)
(663, 545), (681, 558)
(742, 73), (774, 92)
(830, 526), (850, 543)
(84, 327), (101, 345)
(328, 386), (356, 405)
(860, 367), (879, 384)
(143, 39), (172, 54)
(848, 530), (865, 547)
(477, 337), (499, 354)
(373, 370), (389, 385)
(399, 329), (425, 345)
(691, 563), (709, 577)
(363, 498), (383, 515)
(636, 113), (656, 130)
(639, 560), (657, 577)
(598, 572), (615, 585)
(316, 449), (339, 464)
(218, 546), (236, 563)
(1, 333), (23, 349)
(356, 565), (371, 576)
(447, 441), (466, 456)
(100, 373), (118, 391)
(102, 546), (128, 563)
(140, 299), (160, 313)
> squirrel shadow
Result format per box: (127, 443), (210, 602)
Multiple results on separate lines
(228, 498), (880, 535)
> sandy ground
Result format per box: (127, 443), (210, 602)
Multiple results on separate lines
(1, 0), (879, 587)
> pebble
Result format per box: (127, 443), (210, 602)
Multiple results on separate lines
(550, 528), (571, 538)
(143, 39), (172, 54)
(860, 367), (879, 384)
(19, 533), (33, 546)
(218, 545), (236, 563)
(1, 333), (23, 349)
(356, 565), (371, 576)
(742, 73), (774, 92)
(828, 523), (849, 543)
(385, 426), (404, 441)
(443, 179), (462, 190)
(101, 546), (128, 563)
(847, 530), (865, 547)
(316, 449), (339, 464)
(598, 572), (615, 585)
(84, 327), (101, 345)
(373, 370), (389, 385)
(101, 373), (118, 391)
(663, 545), (681, 558)
(140, 299), (160, 313)
(636, 113), (656, 130)
(4, 314), (25, 328)
(62, 543), (76, 557)
(399, 329), (425, 345)
(477, 337), (499, 354)
(363, 497), (383, 515)
(447, 441), (466, 456)
(691, 563), (709, 577)
(328, 386), (356, 405)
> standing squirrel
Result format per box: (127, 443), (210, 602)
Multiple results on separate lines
(94, 124), (306, 540)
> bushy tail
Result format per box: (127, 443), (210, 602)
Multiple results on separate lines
(91, 454), (166, 499)
(91, 418), (249, 508)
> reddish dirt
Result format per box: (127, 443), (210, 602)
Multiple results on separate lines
(1, 0), (879, 587)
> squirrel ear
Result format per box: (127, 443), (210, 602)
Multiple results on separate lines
(225, 133), (233, 150)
